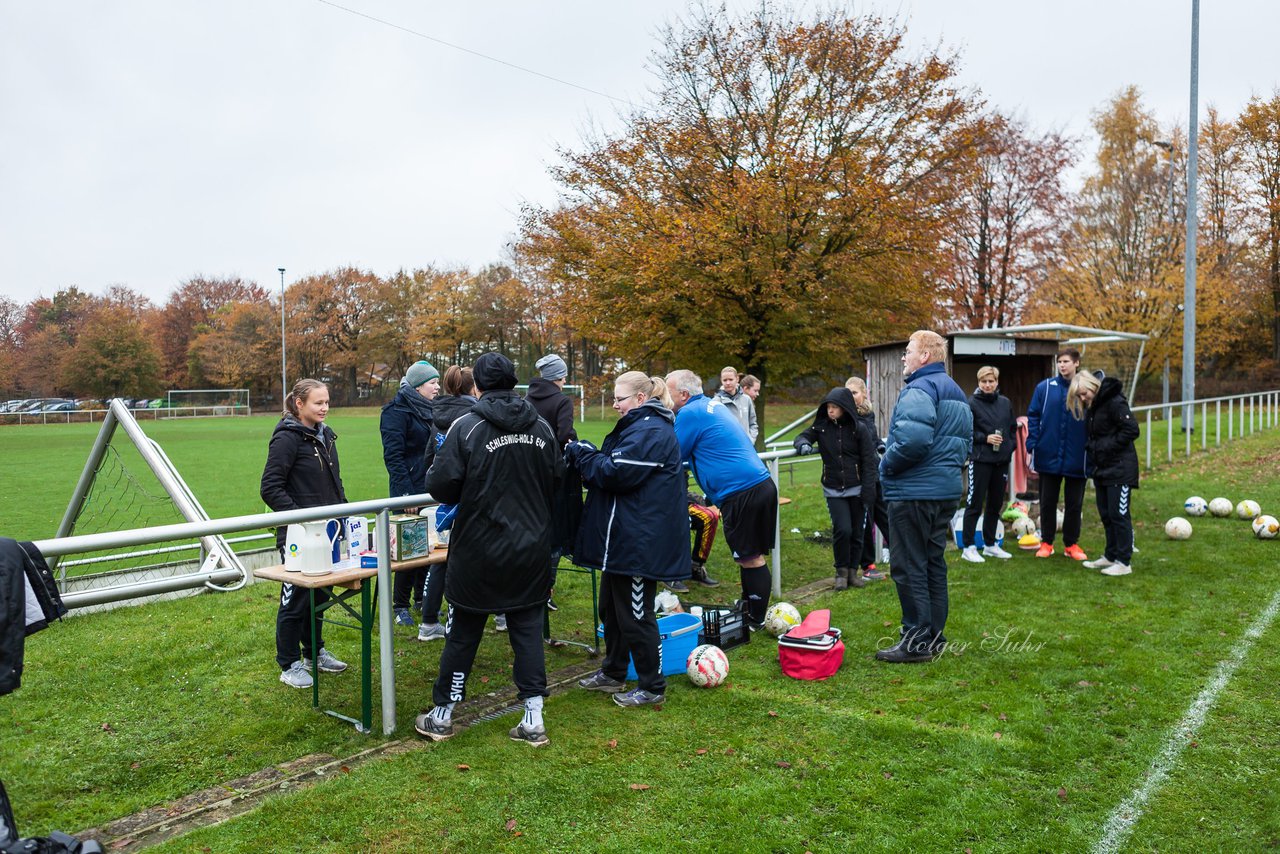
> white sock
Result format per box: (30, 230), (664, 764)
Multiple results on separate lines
(523, 696), (544, 729)
(430, 702), (455, 724)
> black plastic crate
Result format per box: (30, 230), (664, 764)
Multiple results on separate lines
(694, 600), (751, 651)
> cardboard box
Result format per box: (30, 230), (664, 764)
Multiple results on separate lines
(388, 514), (431, 561)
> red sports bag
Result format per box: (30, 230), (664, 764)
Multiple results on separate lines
(778, 608), (844, 680)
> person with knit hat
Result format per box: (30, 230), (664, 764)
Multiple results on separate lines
(381, 359), (440, 625)
(416, 351), (565, 747)
(524, 353), (580, 615)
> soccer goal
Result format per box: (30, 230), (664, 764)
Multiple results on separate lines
(165, 388), (251, 418)
(50, 400), (248, 607)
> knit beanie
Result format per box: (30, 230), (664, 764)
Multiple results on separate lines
(473, 352), (518, 391)
(403, 360), (440, 390)
(535, 353), (568, 381)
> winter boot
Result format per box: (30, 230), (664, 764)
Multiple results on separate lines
(849, 567), (867, 588)
(690, 561), (720, 587)
(833, 567), (850, 591)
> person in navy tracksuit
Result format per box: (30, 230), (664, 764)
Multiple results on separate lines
(1026, 348), (1090, 561)
(568, 373), (689, 707)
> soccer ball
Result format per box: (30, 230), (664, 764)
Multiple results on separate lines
(1011, 515), (1037, 538)
(1164, 517), (1193, 540)
(1208, 497), (1233, 517)
(1184, 496), (1208, 517)
(1252, 515), (1279, 539)
(1236, 499), (1262, 520)
(686, 644), (729, 688)
(763, 602), (802, 637)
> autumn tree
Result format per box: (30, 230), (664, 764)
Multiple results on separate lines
(157, 276), (269, 387)
(284, 267), (378, 404)
(1237, 90), (1280, 363)
(934, 114), (1075, 328)
(187, 301), (280, 393)
(60, 305), (163, 398)
(1029, 87), (1185, 377)
(520, 3), (979, 437)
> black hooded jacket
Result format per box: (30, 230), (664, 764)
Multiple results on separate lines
(426, 390), (565, 612)
(524, 378), (577, 446)
(260, 417), (347, 551)
(380, 386), (434, 498)
(523, 379), (583, 555)
(969, 389), (1017, 464)
(1085, 376), (1140, 487)
(794, 387), (878, 497)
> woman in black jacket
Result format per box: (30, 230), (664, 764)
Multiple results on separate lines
(960, 366), (1018, 563)
(847, 377), (889, 580)
(1069, 372), (1140, 576)
(260, 379), (349, 689)
(380, 360), (440, 626)
(568, 373), (688, 708)
(794, 387), (878, 590)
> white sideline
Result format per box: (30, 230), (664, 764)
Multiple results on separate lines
(1092, 586), (1280, 854)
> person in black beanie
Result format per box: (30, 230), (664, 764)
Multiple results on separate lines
(380, 360), (440, 625)
(416, 352), (564, 747)
(960, 366), (1018, 563)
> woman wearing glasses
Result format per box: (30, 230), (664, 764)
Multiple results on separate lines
(567, 373), (689, 708)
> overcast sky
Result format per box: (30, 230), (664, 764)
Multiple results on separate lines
(2, 0), (1277, 306)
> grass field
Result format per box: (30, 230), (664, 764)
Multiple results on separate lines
(2, 409), (1279, 851)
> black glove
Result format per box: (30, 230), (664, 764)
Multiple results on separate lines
(563, 439), (597, 465)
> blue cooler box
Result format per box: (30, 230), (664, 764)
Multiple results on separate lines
(597, 612), (703, 679)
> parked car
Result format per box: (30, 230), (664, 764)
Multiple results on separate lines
(132, 399), (151, 409)
(40, 400), (77, 413)
(148, 398), (167, 409)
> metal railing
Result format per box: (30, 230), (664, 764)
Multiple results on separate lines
(1, 405), (250, 425)
(34, 494), (432, 736)
(1132, 389), (1279, 468)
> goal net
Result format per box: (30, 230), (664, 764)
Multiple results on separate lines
(165, 388), (250, 417)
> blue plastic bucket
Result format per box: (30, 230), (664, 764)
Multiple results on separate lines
(597, 612), (704, 679)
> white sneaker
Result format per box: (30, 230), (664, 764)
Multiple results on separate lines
(960, 546), (985, 563)
(982, 545), (1012, 559)
(301, 648), (348, 673)
(279, 660), (313, 689)
(1100, 562), (1132, 576)
(1083, 556), (1115, 570)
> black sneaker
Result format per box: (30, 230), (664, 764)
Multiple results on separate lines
(546, 597), (559, 612)
(578, 669), (626, 693)
(663, 579), (690, 593)
(874, 646), (934, 664)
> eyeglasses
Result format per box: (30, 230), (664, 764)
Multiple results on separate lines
(612, 393), (638, 404)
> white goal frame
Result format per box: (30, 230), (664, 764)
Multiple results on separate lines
(165, 388), (251, 417)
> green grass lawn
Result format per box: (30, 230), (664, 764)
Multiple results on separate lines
(2, 409), (1278, 851)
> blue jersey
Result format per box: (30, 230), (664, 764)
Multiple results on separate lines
(673, 394), (771, 506)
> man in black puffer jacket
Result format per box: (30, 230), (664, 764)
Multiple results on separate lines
(960, 366), (1018, 563)
(416, 352), (565, 747)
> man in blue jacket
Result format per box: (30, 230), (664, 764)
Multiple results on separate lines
(666, 369), (777, 629)
(876, 331), (972, 664)
(1025, 348), (1089, 561)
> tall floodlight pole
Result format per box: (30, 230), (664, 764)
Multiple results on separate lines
(278, 267), (288, 406)
(1183, 0), (1199, 433)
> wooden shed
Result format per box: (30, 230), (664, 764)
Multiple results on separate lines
(860, 333), (1058, 436)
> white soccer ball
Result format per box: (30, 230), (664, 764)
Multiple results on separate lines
(1184, 496), (1208, 517)
(1253, 515), (1279, 539)
(763, 602), (802, 637)
(1164, 517), (1193, 540)
(1011, 515), (1037, 538)
(686, 644), (729, 688)
(1236, 499), (1262, 520)
(1208, 497), (1233, 518)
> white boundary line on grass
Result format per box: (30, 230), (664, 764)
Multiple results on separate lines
(1092, 585), (1280, 854)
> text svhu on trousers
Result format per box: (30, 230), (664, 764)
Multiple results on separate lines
(484, 433), (547, 453)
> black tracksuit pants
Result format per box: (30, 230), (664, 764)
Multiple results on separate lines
(1095, 483), (1135, 564)
(599, 573), (663, 694)
(962, 461), (1007, 548)
(826, 495), (867, 571)
(392, 566), (426, 612)
(420, 560), (447, 625)
(1037, 472), (1086, 547)
(432, 603), (547, 707)
(276, 581), (329, 670)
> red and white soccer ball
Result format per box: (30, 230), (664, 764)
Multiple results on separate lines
(686, 644), (729, 688)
